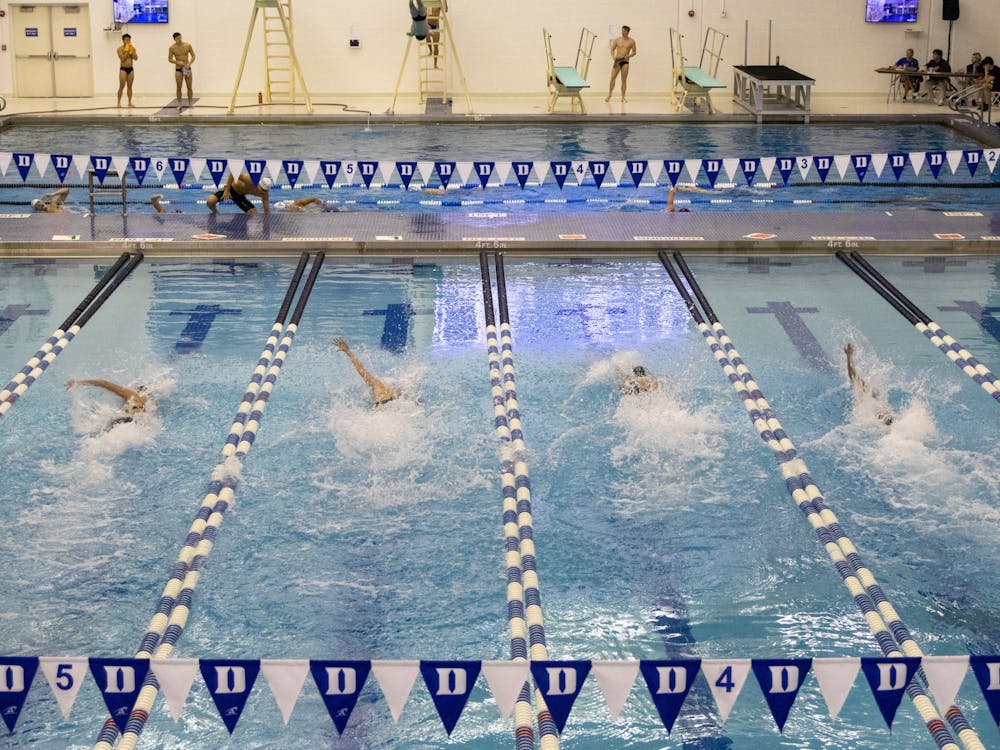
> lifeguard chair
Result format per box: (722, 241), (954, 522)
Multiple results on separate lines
(228, 0), (313, 114)
(669, 26), (726, 113)
(544, 27), (597, 114)
(390, 0), (473, 114)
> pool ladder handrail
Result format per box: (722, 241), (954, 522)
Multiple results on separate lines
(87, 167), (127, 216)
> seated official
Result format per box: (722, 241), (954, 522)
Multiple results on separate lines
(924, 49), (952, 105)
(980, 56), (1000, 110)
(894, 48), (921, 100)
(965, 51), (984, 87)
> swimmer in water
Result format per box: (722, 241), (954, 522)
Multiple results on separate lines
(618, 365), (659, 395)
(66, 378), (148, 424)
(333, 338), (398, 406)
(845, 343), (894, 426)
(667, 185), (713, 212)
(31, 188), (71, 213)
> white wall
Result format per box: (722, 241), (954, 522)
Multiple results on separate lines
(0, 0), (998, 99)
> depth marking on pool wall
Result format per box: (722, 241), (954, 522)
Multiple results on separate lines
(937, 301), (1000, 344)
(726, 257), (792, 274)
(170, 304), (242, 354)
(363, 303), (432, 353)
(0, 305), (47, 338)
(746, 301), (833, 373)
(901, 257), (968, 273)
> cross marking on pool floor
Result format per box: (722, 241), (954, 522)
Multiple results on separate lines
(937, 301), (1000, 343)
(726, 257), (792, 273)
(746, 301), (833, 373)
(902, 257), (968, 273)
(0, 305), (48, 338)
(170, 304), (242, 353)
(363, 303), (432, 352)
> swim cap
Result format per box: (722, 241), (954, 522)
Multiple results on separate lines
(31, 198), (42, 209)
(259, 177), (272, 190)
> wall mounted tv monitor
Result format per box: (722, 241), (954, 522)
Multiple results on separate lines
(866, 0), (919, 23)
(114, 1), (169, 24)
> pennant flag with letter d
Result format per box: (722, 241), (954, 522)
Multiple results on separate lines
(420, 661), (482, 735)
(860, 657), (920, 730)
(200, 659), (260, 735)
(310, 660), (371, 735)
(752, 658), (811, 732)
(0, 657), (38, 733)
(971, 655), (1000, 726)
(530, 661), (590, 734)
(639, 659), (700, 733)
(89, 657), (149, 734)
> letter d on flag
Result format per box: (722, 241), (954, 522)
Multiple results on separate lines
(310, 660), (371, 735)
(89, 658), (149, 734)
(860, 657), (920, 730)
(530, 661), (591, 734)
(639, 660), (700, 733)
(752, 659), (811, 732)
(0, 657), (38, 733)
(420, 661), (481, 735)
(200, 659), (260, 735)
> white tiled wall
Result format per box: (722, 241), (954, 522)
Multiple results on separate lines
(1, 0), (997, 98)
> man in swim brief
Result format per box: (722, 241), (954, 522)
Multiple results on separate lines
(117, 33), (138, 107)
(606, 25), (637, 102)
(168, 32), (196, 111)
(206, 173), (271, 214)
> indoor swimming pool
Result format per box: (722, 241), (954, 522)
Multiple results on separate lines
(1, 252), (999, 749)
(0, 121), (997, 213)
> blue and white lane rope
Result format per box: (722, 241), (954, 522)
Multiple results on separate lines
(0, 253), (141, 418)
(480, 253), (537, 750)
(91, 254), (322, 750)
(493, 253), (560, 750)
(662, 252), (984, 750)
(843, 252), (1000, 404)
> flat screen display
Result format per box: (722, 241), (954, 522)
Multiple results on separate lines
(114, 0), (169, 24)
(866, 0), (919, 23)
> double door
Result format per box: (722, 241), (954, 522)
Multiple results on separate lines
(12, 4), (93, 97)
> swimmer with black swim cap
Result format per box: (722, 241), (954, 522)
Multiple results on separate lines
(619, 365), (659, 395)
(66, 379), (148, 425)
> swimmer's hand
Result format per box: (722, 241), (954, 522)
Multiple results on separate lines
(65, 380), (76, 389)
(332, 338), (349, 352)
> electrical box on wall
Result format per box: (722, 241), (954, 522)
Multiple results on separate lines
(349, 39), (360, 48)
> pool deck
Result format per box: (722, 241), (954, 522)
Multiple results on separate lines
(3, 92), (1000, 257)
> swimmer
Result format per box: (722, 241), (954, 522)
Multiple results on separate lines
(618, 365), (659, 395)
(273, 196), (330, 212)
(845, 343), (894, 426)
(666, 185), (713, 212)
(151, 194), (181, 213)
(31, 188), (70, 214)
(606, 25), (637, 102)
(408, 0), (429, 41)
(66, 378), (148, 424)
(206, 173), (271, 214)
(333, 338), (398, 407)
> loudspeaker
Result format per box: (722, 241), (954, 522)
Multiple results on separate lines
(942, 0), (960, 21)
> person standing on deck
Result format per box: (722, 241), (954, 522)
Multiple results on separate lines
(116, 33), (138, 108)
(606, 26), (637, 102)
(168, 32), (196, 112)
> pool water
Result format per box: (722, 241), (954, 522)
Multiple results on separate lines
(0, 122), (998, 212)
(1, 254), (1000, 749)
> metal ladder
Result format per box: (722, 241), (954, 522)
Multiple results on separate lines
(88, 169), (127, 215)
(263, 0), (294, 103)
(391, 0), (472, 114)
(228, 0), (313, 114)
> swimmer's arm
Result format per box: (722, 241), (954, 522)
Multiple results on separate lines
(261, 189), (270, 213)
(334, 339), (385, 391)
(66, 378), (139, 403)
(186, 44), (196, 65)
(41, 188), (70, 205)
(628, 39), (637, 58)
(168, 47), (177, 64)
(667, 186), (676, 212)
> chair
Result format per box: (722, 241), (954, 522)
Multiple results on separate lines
(669, 27), (726, 113)
(544, 27), (596, 114)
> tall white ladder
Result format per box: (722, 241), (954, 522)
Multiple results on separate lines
(228, 0), (313, 114)
(391, 0), (472, 114)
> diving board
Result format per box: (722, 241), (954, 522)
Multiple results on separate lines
(669, 27), (726, 113)
(544, 27), (597, 114)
